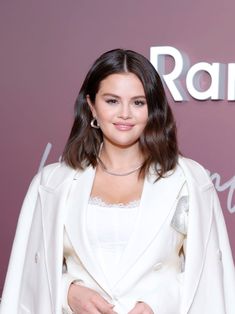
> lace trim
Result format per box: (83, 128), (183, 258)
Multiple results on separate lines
(89, 196), (140, 208)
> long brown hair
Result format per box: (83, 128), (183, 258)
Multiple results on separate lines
(62, 49), (179, 178)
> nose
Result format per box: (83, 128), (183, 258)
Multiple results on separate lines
(118, 103), (131, 119)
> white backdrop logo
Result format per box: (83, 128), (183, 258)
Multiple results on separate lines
(150, 46), (235, 101)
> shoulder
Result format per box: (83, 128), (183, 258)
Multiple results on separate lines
(39, 162), (78, 189)
(178, 156), (213, 189)
(27, 162), (77, 192)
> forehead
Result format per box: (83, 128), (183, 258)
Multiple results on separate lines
(98, 73), (145, 95)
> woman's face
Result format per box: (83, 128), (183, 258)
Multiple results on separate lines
(88, 72), (148, 148)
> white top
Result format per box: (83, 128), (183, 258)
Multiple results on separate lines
(86, 197), (140, 285)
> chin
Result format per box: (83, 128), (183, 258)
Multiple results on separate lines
(105, 138), (140, 149)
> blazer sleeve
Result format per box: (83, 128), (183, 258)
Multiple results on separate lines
(0, 173), (41, 314)
(213, 189), (235, 313)
(183, 185), (235, 314)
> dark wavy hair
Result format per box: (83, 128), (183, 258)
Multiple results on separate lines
(62, 48), (179, 178)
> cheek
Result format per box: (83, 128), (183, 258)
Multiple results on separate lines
(138, 110), (148, 125)
(96, 107), (114, 121)
(98, 110), (108, 120)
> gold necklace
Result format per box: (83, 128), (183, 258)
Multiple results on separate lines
(97, 157), (143, 176)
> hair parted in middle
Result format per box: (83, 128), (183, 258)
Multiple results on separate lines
(62, 48), (179, 178)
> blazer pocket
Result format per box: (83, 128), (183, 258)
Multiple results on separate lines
(152, 262), (163, 271)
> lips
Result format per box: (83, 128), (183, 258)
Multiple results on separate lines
(113, 123), (134, 131)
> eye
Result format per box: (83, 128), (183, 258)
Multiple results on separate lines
(134, 100), (146, 106)
(106, 98), (118, 104)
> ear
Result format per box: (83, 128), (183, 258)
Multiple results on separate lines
(86, 95), (97, 118)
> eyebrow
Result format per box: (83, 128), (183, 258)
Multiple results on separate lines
(102, 93), (146, 99)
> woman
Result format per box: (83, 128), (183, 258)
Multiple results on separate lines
(1, 49), (235, 314)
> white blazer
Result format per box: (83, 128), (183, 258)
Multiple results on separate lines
(0, 157), (235, 314)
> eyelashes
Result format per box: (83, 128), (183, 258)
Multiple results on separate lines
(106, 99), (118, 104)
(133, 100), (146, 106)
(105, 98), (146, 106)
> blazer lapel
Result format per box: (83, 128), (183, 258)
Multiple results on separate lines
(64, 166), (114, 296)
(39, 164), (77, 310)
(113, 164), (186, 287)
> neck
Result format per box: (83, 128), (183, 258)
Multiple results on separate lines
(99, 142), (144, 171)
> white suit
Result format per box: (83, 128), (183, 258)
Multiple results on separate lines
(0, 157), (235, 314)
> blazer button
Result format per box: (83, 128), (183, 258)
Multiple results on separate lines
(217, 249), (222, 261)
(35, 253), (39, 264)
(153, 262), (163, 271)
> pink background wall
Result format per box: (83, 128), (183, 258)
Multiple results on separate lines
(0, 0), (234, 294)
